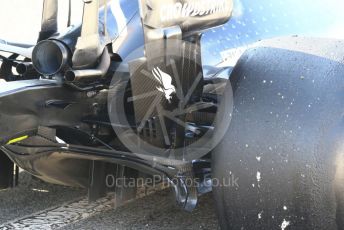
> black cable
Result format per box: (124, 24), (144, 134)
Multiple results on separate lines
(69, 128), (114, 150)
(64, 82), (108, 92)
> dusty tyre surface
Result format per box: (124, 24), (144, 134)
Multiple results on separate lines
(212, 37), (344, 229)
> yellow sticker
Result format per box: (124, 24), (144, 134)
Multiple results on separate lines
(7, 135), (29, 145)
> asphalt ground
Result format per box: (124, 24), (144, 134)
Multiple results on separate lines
(0, 172), (219, 229)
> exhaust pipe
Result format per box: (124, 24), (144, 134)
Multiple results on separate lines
(32, 40), (70, 76)
(64, 48), (110, 82)
(16, 63), (37, 76)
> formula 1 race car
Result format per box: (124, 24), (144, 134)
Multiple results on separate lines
(1, 0), (344, 229)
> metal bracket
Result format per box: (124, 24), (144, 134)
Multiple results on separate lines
(0, 151), (19, 189)
(88, 160), (107, 202)
(170, 164), (198, 212)
(113, 165), (139, 208)
(38, 0), (58, 41)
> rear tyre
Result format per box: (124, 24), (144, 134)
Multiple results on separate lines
(213, 37), (344, 229)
